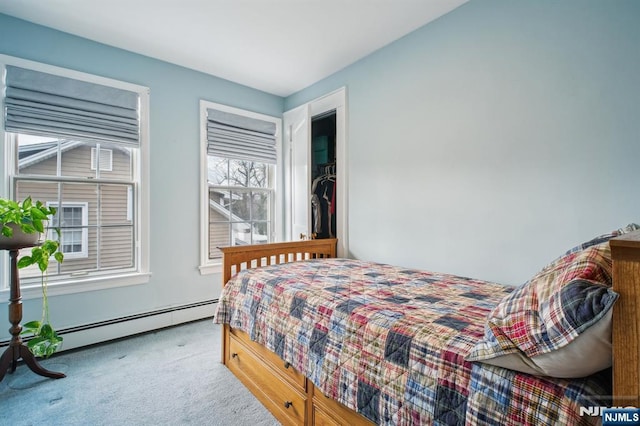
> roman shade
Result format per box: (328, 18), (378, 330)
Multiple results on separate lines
(206, 108), (277, 164)
(4, 65), (140, 147)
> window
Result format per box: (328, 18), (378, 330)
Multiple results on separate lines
(47, 202), (89, 259)
(199, 101), (281, 273)
(1, 55), (150, 291)
(208, 158), (272, 248)
(91, 148), (113, 171)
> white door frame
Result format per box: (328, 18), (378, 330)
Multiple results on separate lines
(284, 87), (348, 258)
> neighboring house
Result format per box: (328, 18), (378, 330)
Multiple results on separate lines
(208, 188), (267, 259)
(16, 139), (133, 277)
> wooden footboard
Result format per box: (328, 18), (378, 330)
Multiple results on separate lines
(219, 239), (373, 425)
(220, 239), (337, 287)
(219, 239), (336, 365)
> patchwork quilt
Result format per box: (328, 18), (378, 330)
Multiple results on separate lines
(215, 258), (609, 425)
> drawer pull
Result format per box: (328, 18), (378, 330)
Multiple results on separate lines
(231, 353), (238, 359)
(284, 401), (293, 409)
(283, 361), (291, 369)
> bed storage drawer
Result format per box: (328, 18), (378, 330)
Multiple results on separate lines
(229, 328), (307, 391)
(228, 332), (307, 425)
(312, 404), (341, 426)
(312, 386), (374, 426)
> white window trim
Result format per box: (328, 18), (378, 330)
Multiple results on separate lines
(47, 201), (89, 259)
(198, 100), (282, 275)
(0, 54), (151, 297)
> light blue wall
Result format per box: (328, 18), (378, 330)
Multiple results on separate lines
(0, 13), (283, 340)
(286, 0), (640, 284)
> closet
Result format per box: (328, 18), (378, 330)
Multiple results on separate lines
(310, 111), (336, 239)
(283, 87), (347, 257)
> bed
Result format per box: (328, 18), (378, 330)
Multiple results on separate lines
(214, 228), (640, 425)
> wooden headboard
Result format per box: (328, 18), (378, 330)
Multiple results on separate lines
(610, 230), (640, 407)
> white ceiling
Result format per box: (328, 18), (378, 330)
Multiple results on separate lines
(0, 0), (467, 97)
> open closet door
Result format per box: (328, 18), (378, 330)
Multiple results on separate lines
(284, 103), (310, 240)
(284, 88), (347, 257)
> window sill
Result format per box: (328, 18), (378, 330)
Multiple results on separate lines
(199, 262), (222, 275)
(0, 271), (152, 302)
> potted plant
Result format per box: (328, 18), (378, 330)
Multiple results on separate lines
(0, 196), (64, 358)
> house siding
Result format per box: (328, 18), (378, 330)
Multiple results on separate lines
(209, 208), (230, 259)
(16, 144), (133, 277)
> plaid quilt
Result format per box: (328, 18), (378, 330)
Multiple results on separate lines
(215, 258), (609, 425)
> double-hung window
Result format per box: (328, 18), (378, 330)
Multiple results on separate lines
(1, 56), (150, 291)
(199, 101), (281, 273)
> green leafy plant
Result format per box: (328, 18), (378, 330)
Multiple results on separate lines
(0, 196), (64, 358)
(0, 197), (54, 237)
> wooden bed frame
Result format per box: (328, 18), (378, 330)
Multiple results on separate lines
(220, 233), (640, 425)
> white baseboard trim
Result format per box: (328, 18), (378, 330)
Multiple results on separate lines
(1, 300), (218, 353)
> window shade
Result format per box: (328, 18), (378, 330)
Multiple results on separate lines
(4, 65), (140, 147)
(206, 108), (276, 164)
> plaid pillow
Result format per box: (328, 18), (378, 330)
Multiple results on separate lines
(467, 241), (618, 372)
(562, 223), (640, 255)
(526, 223), (640, 283)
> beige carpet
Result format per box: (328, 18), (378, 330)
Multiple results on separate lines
(0, 319), (279, 426)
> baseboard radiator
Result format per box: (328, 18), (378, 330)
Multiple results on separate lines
(0, 299), (218, 352)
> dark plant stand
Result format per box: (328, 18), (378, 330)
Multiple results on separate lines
(0, 246), (65, 382)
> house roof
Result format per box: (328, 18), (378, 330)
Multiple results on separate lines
(18, 140), (83, 170)
(18, 139), (132, 171)
(208, 189), (268, 243)
(208, 189), (250, 232)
